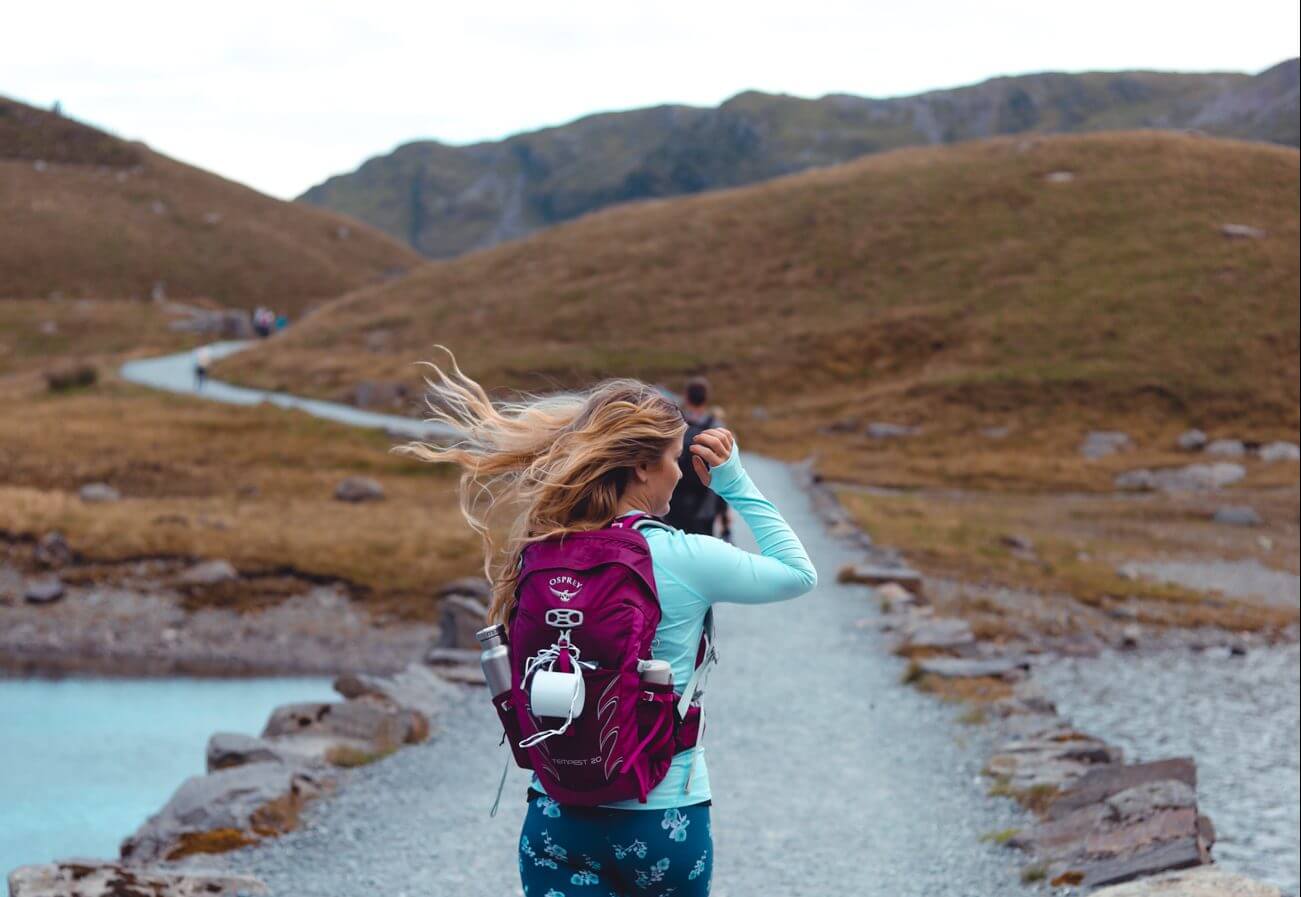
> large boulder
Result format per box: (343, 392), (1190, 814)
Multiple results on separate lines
(8, 862), (268, 897)
(119, 761), (332, 865)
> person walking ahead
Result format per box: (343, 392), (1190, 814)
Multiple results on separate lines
(665, 376), (731, 539)
(400, 352), (817, 896)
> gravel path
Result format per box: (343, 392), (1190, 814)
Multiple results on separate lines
(180, 452), (1025, 896)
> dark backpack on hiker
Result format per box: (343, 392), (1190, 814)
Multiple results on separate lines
(664, 412), (722, 534)
(491, 513), (718, 807)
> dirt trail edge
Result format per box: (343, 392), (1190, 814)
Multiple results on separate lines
(177, 450), (1026, 897)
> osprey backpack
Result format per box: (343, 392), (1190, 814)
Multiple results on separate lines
(491, 512), (717, 808)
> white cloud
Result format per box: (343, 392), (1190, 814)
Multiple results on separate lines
(6, 0), (1298, 198)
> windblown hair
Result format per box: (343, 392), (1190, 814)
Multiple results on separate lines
(396, 348), (687, 625)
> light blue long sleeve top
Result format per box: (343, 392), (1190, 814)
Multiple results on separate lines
(529, 443), (818, 809)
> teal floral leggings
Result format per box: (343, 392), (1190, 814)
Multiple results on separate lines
(518, 791), (713, 896)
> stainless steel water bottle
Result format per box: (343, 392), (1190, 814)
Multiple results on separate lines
(476, 624), (512, 698)
(637, 659), (673, 687)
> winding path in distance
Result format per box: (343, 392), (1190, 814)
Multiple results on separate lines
(134, 344), (1026, 896)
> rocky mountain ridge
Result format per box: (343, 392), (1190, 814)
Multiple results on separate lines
(300, 59), (1300, 257)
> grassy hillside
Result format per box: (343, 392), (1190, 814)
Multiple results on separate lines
(1, 96), (422, 313)
(300, 62), (1299, 258)
(221, 132), (1300, 491)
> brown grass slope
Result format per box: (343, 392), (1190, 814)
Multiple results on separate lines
(220, 132), (1299, 488)
(1, 96), (422, 313)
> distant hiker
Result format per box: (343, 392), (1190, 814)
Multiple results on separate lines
(664, 377), (731, 539)
(194, 346), (211, 390)
(400, 352), (817, 897)
(252, 307), (274, 338)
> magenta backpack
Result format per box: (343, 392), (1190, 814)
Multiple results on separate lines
(491, 513), (717, 807)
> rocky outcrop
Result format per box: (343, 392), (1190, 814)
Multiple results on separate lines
(8, 862), (268, 897)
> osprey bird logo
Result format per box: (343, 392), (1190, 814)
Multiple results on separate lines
(548, 574), (583, 603)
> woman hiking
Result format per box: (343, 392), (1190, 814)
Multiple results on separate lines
(400, 351), (817, 896)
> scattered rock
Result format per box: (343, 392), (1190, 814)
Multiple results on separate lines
(1204, 439), (1246, 457)
(914, 656), (1029, 680)
(44, 364), (97, 392)
(34, 531), (72, 568)
(1044, 170), (1076, 183)
(8, 862), (269, 897)
(178, 559), (239, 586)
(24, 576), (65, 604)
(78, 482), (120, 503)
(897, 616), (974, 653)
(866, 421), (918, 439)
(332, 662), (461, 721)
(437, 593), (490, 651)
(1220, 223), (1266, 240)
(1046, 758), (1196, 821)
(1106, 780), (1197, 820)
(1115, 463), (1244, 492)
(1259, 441), (1300, 462)
(1080, 431), (1132, 459)
(1120, 624), (1143, 650)
(1175, 429), (1207, 451)
(1213, 505), (1261, 527)
(333, 476), (385, 502)
(837, 563), (925, 597)
(205, 732), (321, 772)
(120, 761), (333, 865)
(980, 425), (1012, 439)
(874, 581), (918, 611)
(1090, 865), (1282, 897)
(262, 697), (424, 751)
(1052, 835), (1207, 889)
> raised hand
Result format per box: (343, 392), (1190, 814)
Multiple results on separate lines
(688, 428), (735, 488)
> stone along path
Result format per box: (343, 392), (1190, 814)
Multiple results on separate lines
(174, 453), (1024, 896)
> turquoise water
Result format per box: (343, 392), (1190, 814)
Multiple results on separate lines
(0, 676), (338, 877)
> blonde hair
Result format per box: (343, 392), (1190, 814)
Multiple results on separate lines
(396, 348), (687, 625)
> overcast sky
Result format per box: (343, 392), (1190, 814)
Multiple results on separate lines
(7, 0), (1298, 199)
